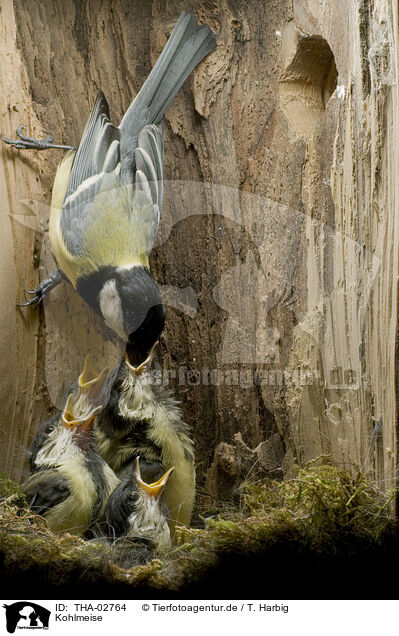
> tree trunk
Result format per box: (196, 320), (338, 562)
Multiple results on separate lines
(0, 0), (398, 499)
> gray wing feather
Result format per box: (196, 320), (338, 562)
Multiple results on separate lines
(61, 94), (121, 255)
(94, 122), (120, 173)
(24, 470), (70, 516)
(137, 124), (164, 206)
(65, 92), (120, 200)
(136, 149), (158, 203)
(134, 124), (163, 244)
(102, 139), (120, 173)
(135, 169), (153, 204)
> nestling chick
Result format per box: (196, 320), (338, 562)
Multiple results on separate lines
(24, 395), (119, 536)
(95, 347), (195, 535)
(64, 354), (109, 415)
(101, 457), (174, 564)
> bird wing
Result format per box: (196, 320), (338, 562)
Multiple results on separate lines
(53, 125), (163, 285)
(51, 12), (215, 284)
(65, 91), (120, 198)
(23, 470), (70, 516)
(57, 91), (121, 260)
(50, 95), (164, 285)
(133, 123), (164, 251)
(49, 92), (121, 281)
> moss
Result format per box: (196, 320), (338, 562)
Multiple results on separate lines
(0, 472), (27, 505)
(238, 465), (395, 549)
(0, 465), (396, 593)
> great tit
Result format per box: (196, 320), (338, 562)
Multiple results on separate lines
(5, 12), (216, 366)
(95, 347), (195, 535)
(23, 395), (120, 536)
(101, 457), (174, 564)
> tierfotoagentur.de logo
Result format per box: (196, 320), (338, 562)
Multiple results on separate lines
(3, 603), (51, 633)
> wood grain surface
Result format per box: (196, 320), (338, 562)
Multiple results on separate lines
(0, 0), (397, 500)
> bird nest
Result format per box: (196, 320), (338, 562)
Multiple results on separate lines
(0, 466), (396, 597)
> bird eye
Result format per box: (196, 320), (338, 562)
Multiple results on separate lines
(128, 492), (137, 502)
(44, 424), (55, 434)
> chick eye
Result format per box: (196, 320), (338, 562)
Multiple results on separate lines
(44, 424), (55, 434)
(128, 493), (137, 503)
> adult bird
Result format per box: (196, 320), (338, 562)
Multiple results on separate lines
(2, 12), (216, 367)
(95, 348), (195, 537)
(23, 394), (120, 536)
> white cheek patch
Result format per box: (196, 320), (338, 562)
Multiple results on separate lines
(35, 426), (79, 468)
(99, 279), (127, 340)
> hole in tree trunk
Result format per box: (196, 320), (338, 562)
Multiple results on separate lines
(279, 26), (338, 137)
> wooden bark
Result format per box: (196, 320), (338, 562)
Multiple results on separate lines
(0, 0), (398, 498)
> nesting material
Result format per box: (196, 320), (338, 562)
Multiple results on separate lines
(0, 465), (395, 592)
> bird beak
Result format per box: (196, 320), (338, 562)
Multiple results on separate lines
(74, 407), (102, 434)
(125, 341), (158, 376)
(61, 396), (102, 450)
(61, 395), (102, 428)
(135, 457), (174, 499)
(78, 355), (109, 399)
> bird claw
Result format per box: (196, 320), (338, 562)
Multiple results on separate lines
(17, 284), (49, 307)
(17, 294), (42, 308)
(1, 125), (75, 151)
(17, 271), (63, 308)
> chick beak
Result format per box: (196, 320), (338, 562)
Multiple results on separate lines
(135, 457), (174, 499)
(61, 395), (102, 451)
(78, 355), (109, 400)
(125, 341), (158, 376)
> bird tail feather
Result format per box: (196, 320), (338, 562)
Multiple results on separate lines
(119, 11), (216, 135)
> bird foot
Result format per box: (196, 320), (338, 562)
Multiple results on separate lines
(17, 270), (63, 307)
(1, 125), (75, 151)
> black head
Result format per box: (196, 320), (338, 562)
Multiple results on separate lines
(118, 268), (166, 367)
(29, 403), (100, 473)
(103, 474), (140, 539)
(103, 459), (173, 542)
(78, 265), (166, 367)
(125, 303), (165, 367)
